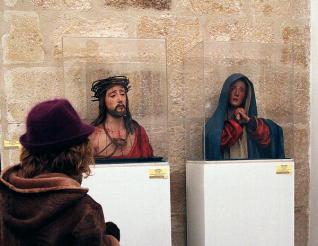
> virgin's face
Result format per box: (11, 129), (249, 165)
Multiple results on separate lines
(105, 85), (127, 116)
(228, 80), (247, 108)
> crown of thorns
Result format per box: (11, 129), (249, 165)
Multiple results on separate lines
(91, 76), (131, 101)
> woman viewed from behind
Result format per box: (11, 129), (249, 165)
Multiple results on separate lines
(0, 99), (119, 246)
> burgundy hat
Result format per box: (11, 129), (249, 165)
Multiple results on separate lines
(20, 99), (94, 152)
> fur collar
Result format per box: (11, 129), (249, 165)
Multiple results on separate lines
(0, 165), (88, 193)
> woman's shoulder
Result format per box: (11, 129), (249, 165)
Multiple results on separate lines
(77, 194), (103, 211)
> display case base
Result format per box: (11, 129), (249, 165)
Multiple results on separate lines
(186, 159), (294, 246)
(82, 162), (171, 246)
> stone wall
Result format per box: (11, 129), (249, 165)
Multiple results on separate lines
(0, 0), (310, 245)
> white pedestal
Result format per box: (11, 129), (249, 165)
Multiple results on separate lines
(186, 159), (294, 246)
(82, 162), (172, 246)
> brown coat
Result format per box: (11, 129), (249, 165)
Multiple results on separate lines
(0, 165), (119, 246)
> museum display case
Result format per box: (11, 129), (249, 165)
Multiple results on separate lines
(63, 37), (171, 246)
(63, 37), (168, 162)
(184, 41), (295, 246)
(184, 41), (295, 161)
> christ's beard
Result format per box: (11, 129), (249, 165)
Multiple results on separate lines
(107, 105), (127, 118)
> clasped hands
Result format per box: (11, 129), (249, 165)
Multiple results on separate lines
(233, 107), (250, 124)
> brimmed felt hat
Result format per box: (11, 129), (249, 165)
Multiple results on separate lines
(20, 99), (94, 152)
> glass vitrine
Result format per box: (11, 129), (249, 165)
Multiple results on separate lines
(184, 41), (294, 161)
(63, 37), (168, 161)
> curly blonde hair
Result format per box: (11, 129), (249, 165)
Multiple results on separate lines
(19, 140), (94, 180)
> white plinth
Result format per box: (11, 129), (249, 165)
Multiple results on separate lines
(82, 162), (172, 246)
(186, 159), (294, 246)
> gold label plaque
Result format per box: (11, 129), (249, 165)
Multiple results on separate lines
(3, 139), (21, 149)
(148, 168), (169, 179)
(276, 164), (293, 175)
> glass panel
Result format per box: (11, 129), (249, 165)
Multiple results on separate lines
(185, 41), (294, 161)
(184, 42), (204, 160)
(63, 37), (168, 161)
